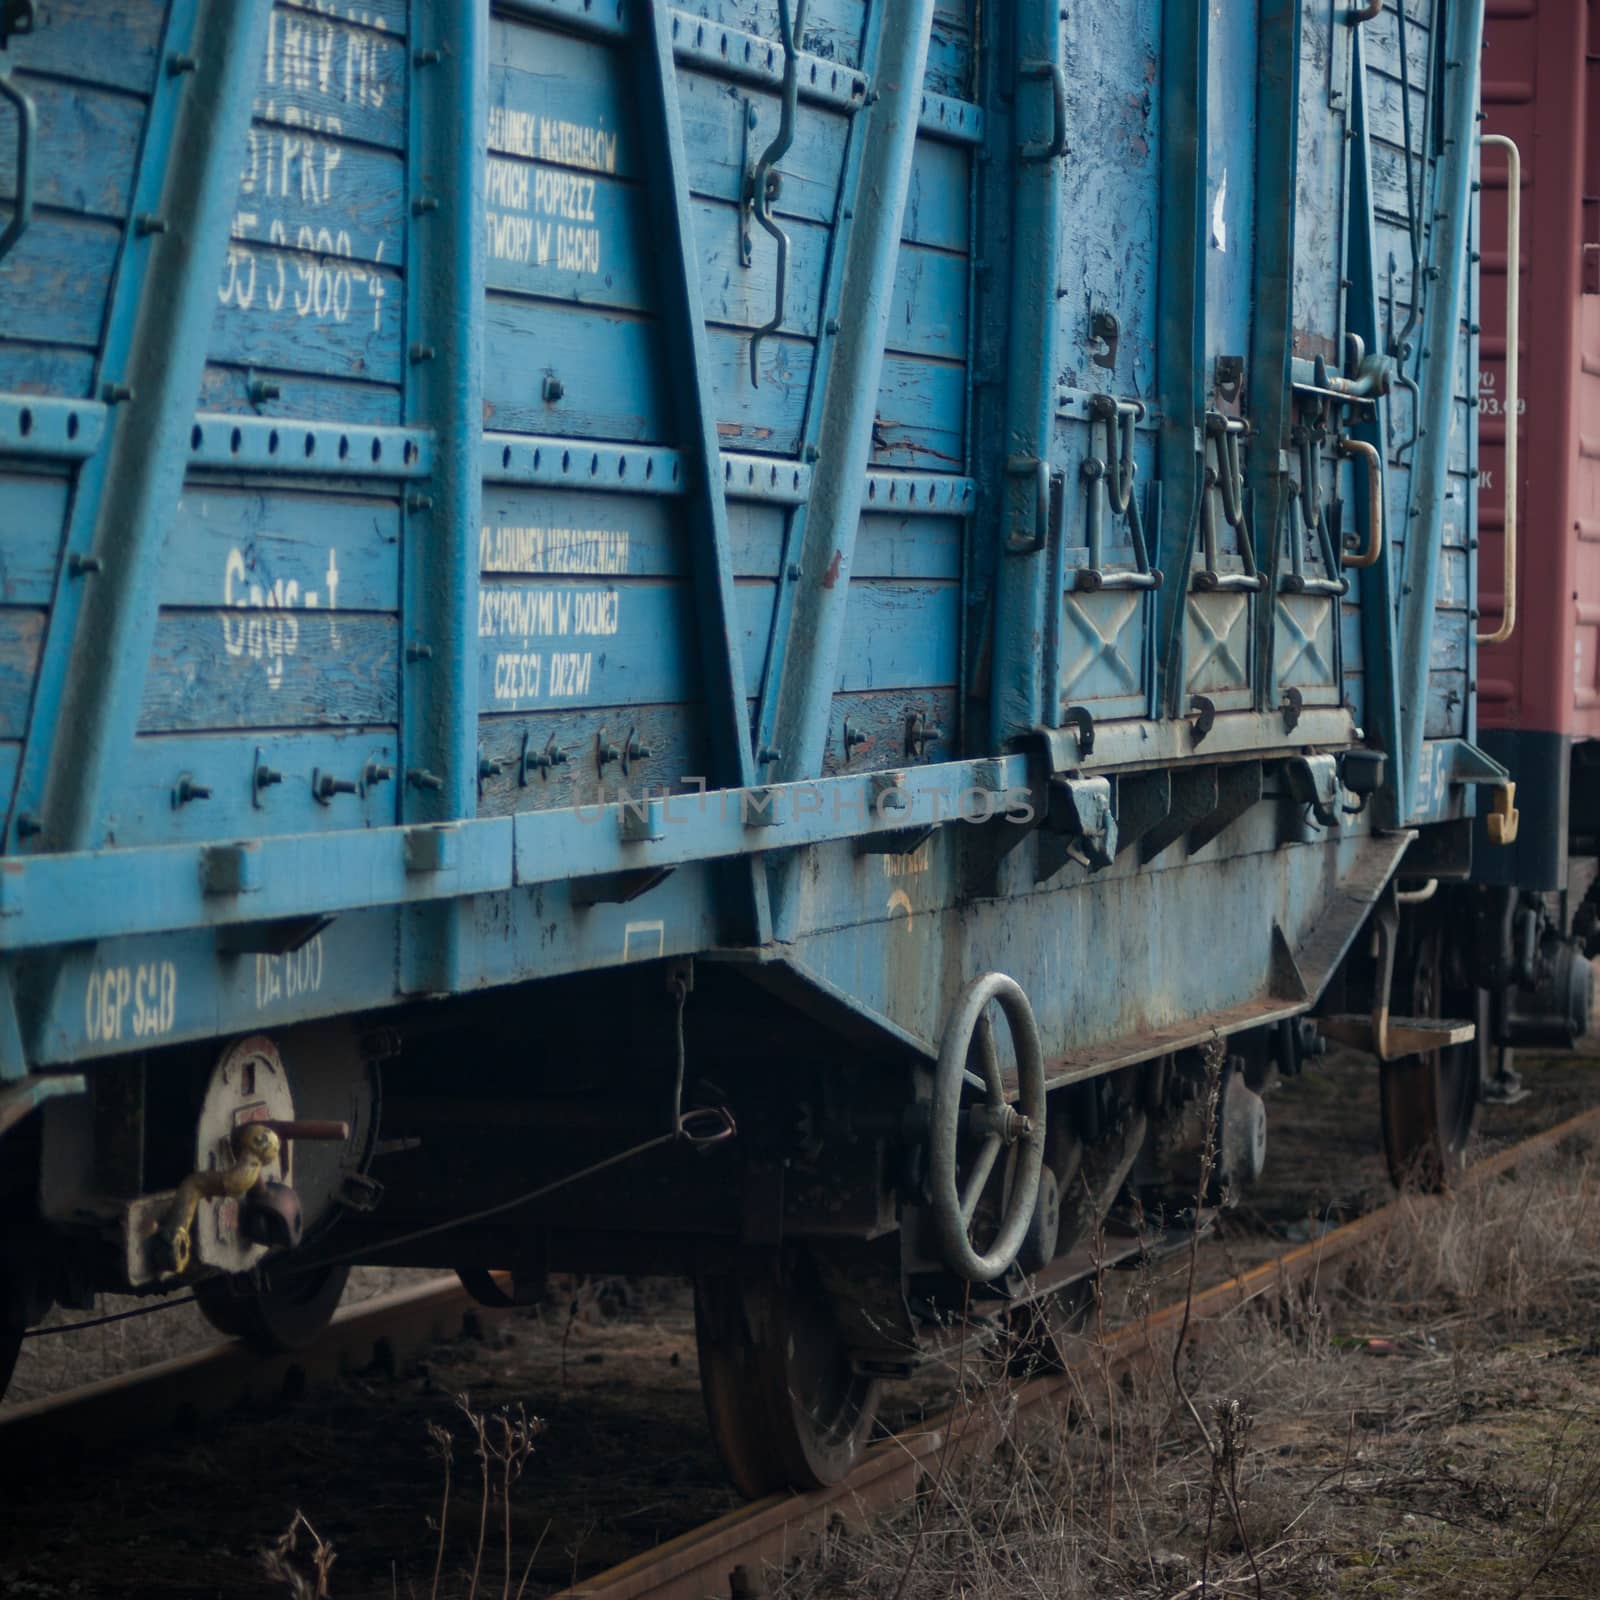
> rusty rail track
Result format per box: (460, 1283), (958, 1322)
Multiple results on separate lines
(551, 1105), (1600, 1600)
(0, 1275), (487, 1462)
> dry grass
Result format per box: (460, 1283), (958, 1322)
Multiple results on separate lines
(776, 1134), (1600, 1600)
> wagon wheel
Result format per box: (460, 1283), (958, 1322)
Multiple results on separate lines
(694, 1248), (880, 1498)
(0, 1258), (46, 1400)
(193, 1262), (351, 1352)
(1380, 924), (1479, 1189)
(929, 973), (1047, 1282)
(0, 1314), (19, 1401)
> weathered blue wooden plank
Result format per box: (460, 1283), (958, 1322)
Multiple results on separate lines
(0, 216), (120, 349)
(8, 0), (165, 96)
(0, 473), (69, 604)
(679, 81), (969, 250)
(820, 684), (960, 775)
(0, 609), (44, 737)
(1364, 65), (1428, 154)
(1428, 605), (1468, 672)
(695, 200), (829, 335)
(870, 354), (966, 469)
(855, 512), (964, 581)
(902, 138), (971, 254)
(0, 76), (144, 219)
(1204, 0), (1258, 368)
(1056, 0), (1161, 394)
(490, 19), (638, 177)
(115, 727), (400, 843)
(702, 208), (966, 358)
(199, 365), (402, 424)
(282, 0), (409, 35)
(483, 297), (665, 441)
(1292, 0), (1344, 352)
(677, 65), (847, 224)
(475, 703), (709, 815)
(485, 162), (650, 305)
(475, 573), (957, 714)
(140, 610), (399, 731)
(1424, 675), (1467, 739)
(482, 487), (679, 576)
(681, 0), (866, 68)
(684, 334), (972, 462)
(925, 2), (977, 100)
(234, 131), (405, 269)
(707, 329), (810, 454)
(800, 577), (959, 692)
(164, 487), (400, 610)
(255, 3), (407, 150)
(0, 344), (93, 398)
(209, 243), (404, 384)
(1362, 0), (1432, 74)
(1433, 547), (1469, 609)
(0, 739), (19, 818)
(885, 243), (968, 362)
(477, 494), (963, 585)
(478, 577), (701, 712)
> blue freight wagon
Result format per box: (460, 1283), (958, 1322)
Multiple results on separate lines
(0, 0), (1518, 1492)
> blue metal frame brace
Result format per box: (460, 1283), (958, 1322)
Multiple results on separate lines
(1345, 34), (1404, 824)
(765, 0), (936, 788)
(11, 0), (274, 854)
(1393, 0), (1486, 821)
(632, 0), (770, 945)
(1153, 0), (1208, 718)
(987, 0), (1067, 745)
(399, 0), (487, 994)
(1247, 0), (1304, 712)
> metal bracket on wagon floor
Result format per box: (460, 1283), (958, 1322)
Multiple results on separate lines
(1316, 887), (1475, 1061)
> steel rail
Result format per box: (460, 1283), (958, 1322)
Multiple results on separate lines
(0, 1275), (485, 1461)
(552, 1103), (1600, 1600)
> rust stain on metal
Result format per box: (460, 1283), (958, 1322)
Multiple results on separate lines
(821, 549), (843, 589)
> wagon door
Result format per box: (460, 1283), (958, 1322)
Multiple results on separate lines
(1187, 0), (1266, 722)
(993, 0), (1165, 741)
(987, 0), (1369, 768)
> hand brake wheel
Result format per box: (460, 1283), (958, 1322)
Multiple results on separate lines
(928, 972), (1047, 1282)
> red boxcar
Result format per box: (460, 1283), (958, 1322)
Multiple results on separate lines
(1479, 0), (1600, 887)
(1459, 0), (1600, 1087)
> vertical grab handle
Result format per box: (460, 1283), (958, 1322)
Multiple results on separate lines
(1018, 61), (1067, 162)
(1477, 133), (1520, 646)
(0, 67), (36, 266)
(1337, 436), (1383, 567)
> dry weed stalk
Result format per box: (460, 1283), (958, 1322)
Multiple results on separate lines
(426, 1418), (453, 1600)
(452, 1393), (545, 1600)
(458, 1393), (491, 1600)
(886, 1280), (972, 1600)
(1169, 1037), (1262, 1600)
(260, 1509), (336, 1600)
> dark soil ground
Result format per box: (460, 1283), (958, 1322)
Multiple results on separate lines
(0, 1050), (1595, 1600)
